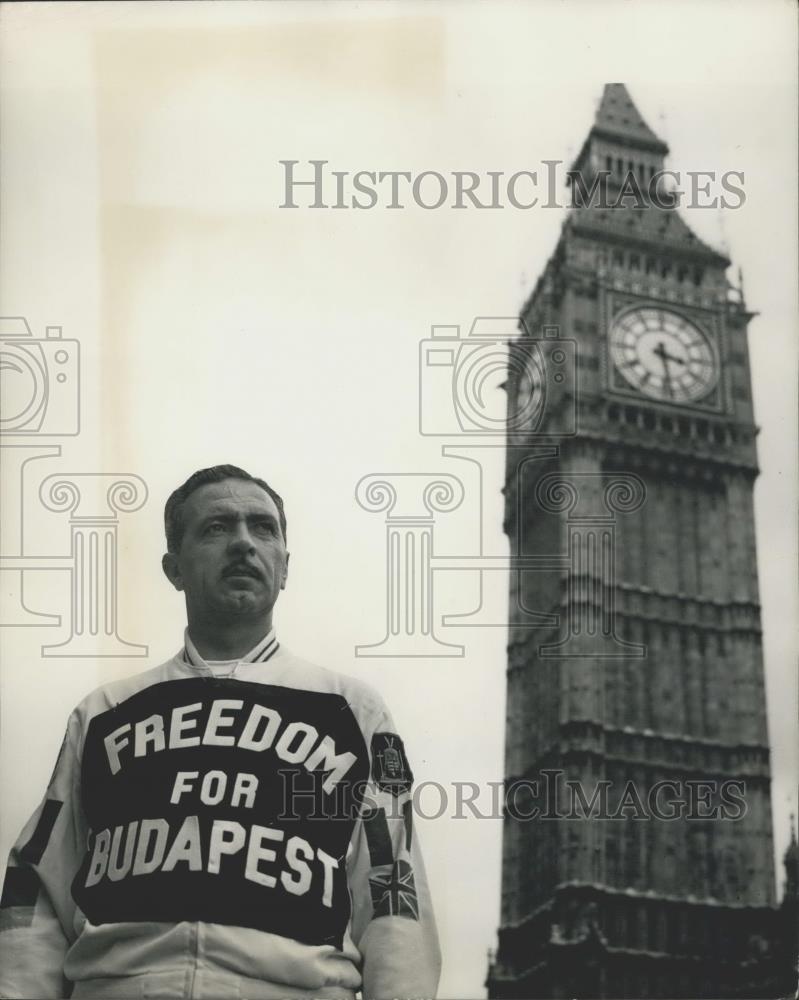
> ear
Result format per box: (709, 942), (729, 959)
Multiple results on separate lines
(280, 551), (290, 591)
(162, 552), (184, 592)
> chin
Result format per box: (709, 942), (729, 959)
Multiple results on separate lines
(231, 596), (259, 612)
(225, 595), (270, 616)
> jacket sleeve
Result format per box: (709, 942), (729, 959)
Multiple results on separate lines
(346, 698), (441, 1000)
(0, 713), (85, 1000)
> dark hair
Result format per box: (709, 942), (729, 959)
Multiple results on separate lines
(164, 465), (287, 553)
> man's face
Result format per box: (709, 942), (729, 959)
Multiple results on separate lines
(162, 478), (288, 624)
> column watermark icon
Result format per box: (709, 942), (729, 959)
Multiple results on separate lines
(355, 474), (465, 657)
(355, 316), (647, 659)
(0, 316), (148, 657)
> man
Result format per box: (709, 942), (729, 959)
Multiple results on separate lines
(0, 465), (441, 1000)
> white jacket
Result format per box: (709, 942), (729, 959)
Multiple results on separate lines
(0, 636), (441, 999)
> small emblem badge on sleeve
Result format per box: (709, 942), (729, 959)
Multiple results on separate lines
(369, 860), (419, 920)
(371, 732), (413, 797)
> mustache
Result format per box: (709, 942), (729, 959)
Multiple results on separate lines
(222, 563), (263, 580)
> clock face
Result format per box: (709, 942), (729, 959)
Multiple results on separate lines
(513, 348), (547, 429)
(609, 307), (718, 402)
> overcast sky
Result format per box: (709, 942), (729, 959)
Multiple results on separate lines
(1, 3), (796, 996)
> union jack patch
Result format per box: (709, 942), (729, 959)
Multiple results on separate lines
(372, 732), (413, 797)
(369, 860), (419, 920)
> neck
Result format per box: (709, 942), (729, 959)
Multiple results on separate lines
(186, 615), (273, 661)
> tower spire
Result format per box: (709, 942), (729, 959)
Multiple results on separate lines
(592, 83), (668, 153)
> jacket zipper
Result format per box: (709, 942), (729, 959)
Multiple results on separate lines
(187, 922), (200, 998)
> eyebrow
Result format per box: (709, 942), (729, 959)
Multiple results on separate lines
(198, 511), (279, 528)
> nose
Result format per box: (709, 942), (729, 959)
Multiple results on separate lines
(228, 521), (256, 554)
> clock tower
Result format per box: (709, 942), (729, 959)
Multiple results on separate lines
(487, 85), (789, 998)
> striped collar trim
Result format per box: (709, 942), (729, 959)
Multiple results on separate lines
(182, 629), (280, 669)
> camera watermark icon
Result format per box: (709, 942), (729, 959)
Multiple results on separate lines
(0, 317), (80, 435)
(419, 318), (577, 438)
(0, 316), (147, 656)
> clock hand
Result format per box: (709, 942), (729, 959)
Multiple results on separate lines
(653, 340), (677, 398)
(653, 340), (685, 367)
